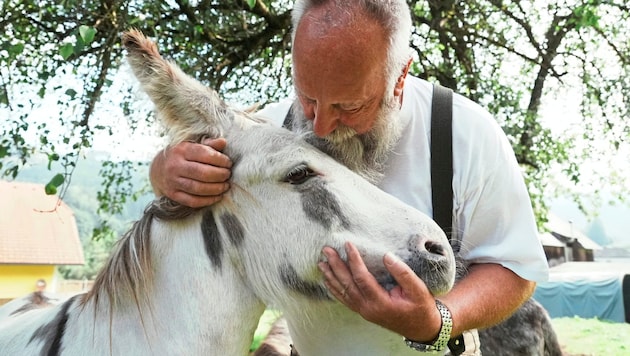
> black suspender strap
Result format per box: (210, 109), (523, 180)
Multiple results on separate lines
(282, 102), (296, 130)
(431, 83), (466, 356)
(430, 83), (454, 242)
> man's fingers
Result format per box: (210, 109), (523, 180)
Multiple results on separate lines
(175, 176), (230, 196)
(344, 242), (385, 299)
(170, 191), (224, 209)
(185, 140), (232, 169)
(383, 252), (428, 299)
(320, 247), (352, 293)
(177, 159), (231, 184)
(203, 137), (227, 152)
(154, 140), (232, 208)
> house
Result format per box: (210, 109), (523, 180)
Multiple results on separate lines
(0, 180), (84, 305)
(539, 213), (602, 266)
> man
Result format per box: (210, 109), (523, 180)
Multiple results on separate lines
(150, 0), (549, 353)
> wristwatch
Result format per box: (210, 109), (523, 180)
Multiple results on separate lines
(404, 299), (453, 352)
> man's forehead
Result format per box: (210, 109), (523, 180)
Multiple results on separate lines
(296, 86), (374, 106)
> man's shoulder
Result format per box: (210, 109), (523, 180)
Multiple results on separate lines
(255, 98), (294, 127)
(405, 75), (490, 115)
(402, 76), (495, 128)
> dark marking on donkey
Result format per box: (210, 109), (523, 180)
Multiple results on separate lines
(220, 212), (245, 247)
(296, 179), (350, 230)
(201, 209), (223, 269)
(28, 294), (79, 356)
(279, 264), (330, 300)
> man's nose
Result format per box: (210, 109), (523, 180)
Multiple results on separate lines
(311, 106), (339, 137)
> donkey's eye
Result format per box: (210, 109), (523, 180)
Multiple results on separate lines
(284, 165), (316, 185)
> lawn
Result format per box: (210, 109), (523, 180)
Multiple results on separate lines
(251, 312), (629, 355)
(552, 317), (629, 356)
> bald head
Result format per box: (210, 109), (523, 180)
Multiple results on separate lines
(291, 0), (413, 88)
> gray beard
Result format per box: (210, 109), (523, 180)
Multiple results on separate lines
(288, 97), (403, 185)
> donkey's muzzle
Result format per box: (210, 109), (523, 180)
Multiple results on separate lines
(377, 234), (455, 295)
(406, 234), (455, 295)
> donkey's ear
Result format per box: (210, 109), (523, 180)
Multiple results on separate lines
(122, 29), (234, 144)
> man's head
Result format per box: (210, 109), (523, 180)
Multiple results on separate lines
(35, 279), (46, 292)
(290, 0), (413, 183)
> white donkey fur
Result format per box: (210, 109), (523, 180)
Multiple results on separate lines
(0, 30), (455, 355)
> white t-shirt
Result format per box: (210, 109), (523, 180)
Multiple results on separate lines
(258, 76), (549, 282)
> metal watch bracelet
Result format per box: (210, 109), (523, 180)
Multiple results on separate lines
(404, 299), (453, 352)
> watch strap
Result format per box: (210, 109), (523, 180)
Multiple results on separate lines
(404, 299), (453, 352)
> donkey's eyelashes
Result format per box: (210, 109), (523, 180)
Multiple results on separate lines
(283, 164), (317, 185)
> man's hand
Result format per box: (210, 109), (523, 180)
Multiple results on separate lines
(318, 242), (443, 343)
(319, 242), (536, 344)
(150, 138), (232, 208)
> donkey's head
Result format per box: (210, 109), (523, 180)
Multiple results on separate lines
(122, 30), (455, 308)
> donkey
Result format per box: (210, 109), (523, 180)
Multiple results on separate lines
(0, 30), (455, 355)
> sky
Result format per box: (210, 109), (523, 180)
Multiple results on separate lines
(550, 194), (630, 247)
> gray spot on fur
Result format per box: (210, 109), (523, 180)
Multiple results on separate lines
(296, 179), (350, 230)
(220, 213), (245, 247)
(28, 294), (78, 356)
(279, 264), (330, 301)
(201, 209), (223, 269)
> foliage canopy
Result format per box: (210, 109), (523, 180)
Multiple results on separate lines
(1, 0), (629, 227)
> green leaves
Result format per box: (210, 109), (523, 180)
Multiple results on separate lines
(8, 43), (25, 56)
(59, 25), (97, 60)
(246, 0), (256, 9)
(65, 88), (77, 99)
(60, 43), (74, 60)
(79, 25), (96, 43)
(45, 173), (65, 195)
(571, 5), (600, 30)
(0, 86), (8, 106)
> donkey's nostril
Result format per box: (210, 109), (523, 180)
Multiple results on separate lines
(425, 241), (445, 256)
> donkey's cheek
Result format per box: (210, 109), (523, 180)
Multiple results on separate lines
(278, 264), (331, 301)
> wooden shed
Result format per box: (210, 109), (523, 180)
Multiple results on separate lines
(540, 213), (602, 266)
(0, 180), (84, 304)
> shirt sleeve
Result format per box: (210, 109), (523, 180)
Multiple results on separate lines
(451, 97), (549, 282)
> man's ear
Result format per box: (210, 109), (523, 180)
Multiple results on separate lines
(394, 58), (413, 97)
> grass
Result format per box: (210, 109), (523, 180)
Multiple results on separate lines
(552, 317), (629, 356)
(251, 312), (630, 355)
(250, 309), (283, 352)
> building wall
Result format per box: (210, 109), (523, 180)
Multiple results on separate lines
(0, 264), (55, 302)
(543, 246), (566, 267)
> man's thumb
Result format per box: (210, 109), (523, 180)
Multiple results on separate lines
(384, 252), (412, 279)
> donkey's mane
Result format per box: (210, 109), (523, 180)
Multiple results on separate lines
(83, 197), (201, 309)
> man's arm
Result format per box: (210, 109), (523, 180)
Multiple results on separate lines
(319, 242), (535, 343)
(439, 263), (535, 337)
(149, 138), (232, 208)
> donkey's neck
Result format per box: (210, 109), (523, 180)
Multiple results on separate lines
(80, 212), (265, 355)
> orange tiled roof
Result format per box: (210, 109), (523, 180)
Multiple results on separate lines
(0, 180), (84, 265)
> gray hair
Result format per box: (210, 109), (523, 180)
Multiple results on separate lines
(291, 0), (413, 91)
